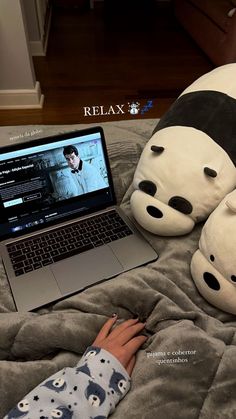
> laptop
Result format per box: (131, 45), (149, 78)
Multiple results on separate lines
(0, 126), (157, 311)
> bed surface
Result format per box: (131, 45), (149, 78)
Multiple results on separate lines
(0, 119), (236, 419)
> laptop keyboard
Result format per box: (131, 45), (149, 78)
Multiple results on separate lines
(7, 210), (132, 277)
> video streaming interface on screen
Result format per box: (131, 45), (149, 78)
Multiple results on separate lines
(0, 132), (111, 238)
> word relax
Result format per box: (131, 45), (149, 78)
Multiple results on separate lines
(84, 104), (125, 117)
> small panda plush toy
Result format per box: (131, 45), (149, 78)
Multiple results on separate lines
(131, 64), (236, 236)
(191, 190), (236, 314)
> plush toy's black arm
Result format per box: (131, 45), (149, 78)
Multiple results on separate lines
(152, 90), (236, 166)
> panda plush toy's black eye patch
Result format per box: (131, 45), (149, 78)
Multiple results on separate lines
(139, 180), (157, 197)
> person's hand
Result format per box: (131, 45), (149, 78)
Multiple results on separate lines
(92, 315), (147, 376)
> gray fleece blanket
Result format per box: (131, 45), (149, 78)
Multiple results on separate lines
(0, 120), (236, 419)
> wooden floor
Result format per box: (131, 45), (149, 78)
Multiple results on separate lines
(0, 1), (214, 126)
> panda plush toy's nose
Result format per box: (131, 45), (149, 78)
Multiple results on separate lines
(203, 272), (221, 291)
(146, 205), (163, 218)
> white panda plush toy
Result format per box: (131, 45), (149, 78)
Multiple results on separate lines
(191, 190), (236, 315)
(131, 64), (236, 236)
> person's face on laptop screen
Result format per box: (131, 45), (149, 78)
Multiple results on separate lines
(64, 144), (81, 171)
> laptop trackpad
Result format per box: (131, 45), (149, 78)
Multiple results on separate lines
(51, 245), (123, 295)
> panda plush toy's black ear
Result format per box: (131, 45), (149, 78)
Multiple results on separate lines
(204, 167), (217, 177)
(151, 145), (165, 154)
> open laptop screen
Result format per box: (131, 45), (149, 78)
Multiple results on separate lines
(0, 127), (116, 240)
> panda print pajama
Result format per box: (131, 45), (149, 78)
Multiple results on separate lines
(4, 346), (130, 419)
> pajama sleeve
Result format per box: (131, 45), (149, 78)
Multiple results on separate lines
(4, 346), (131, 419)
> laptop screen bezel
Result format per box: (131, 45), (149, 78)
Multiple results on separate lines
(0, 126), (117, 241)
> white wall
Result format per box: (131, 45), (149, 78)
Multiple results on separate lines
(0, 0), (44, 108)
(0, 0), (35, 89)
